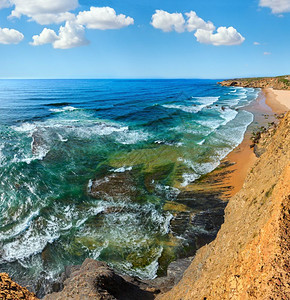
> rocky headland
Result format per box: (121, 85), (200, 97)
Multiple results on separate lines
(218, 75), (290, 90)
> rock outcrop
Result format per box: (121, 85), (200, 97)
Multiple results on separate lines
(0, 273), (37, 300)
(43, 259), (158, 300)
(158, 112), (290, 299)
(219, 75), (290, 90)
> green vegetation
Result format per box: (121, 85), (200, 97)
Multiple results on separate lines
(277, 76), (290, 86)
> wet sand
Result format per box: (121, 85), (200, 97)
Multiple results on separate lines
(187, 89), (289, 200)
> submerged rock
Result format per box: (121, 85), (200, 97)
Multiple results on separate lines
(88, 171), (139, 202)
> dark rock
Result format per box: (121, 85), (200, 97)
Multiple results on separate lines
(44, 259), (158, 300)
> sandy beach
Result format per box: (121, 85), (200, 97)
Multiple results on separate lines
(194, 87), (290, 200)
(264, 88), (290, 112)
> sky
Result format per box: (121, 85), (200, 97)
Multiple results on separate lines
(0, 0), (289, 79)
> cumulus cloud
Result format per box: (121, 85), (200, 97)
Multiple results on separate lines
(151, 10), (244, 46)
(151, 10), (185, 33)
(9, 0), (78, 24)
(54, 21), (88, 49)
(31, 21), (89, 49)
(259, 0), (290, 13)
(0, 27), (24, 44)
(0, 0), (9, 9)
(29, 6), (134, 49)
(30, 28), (58, 46)
(76, 6), (134, 30)
(195, 26), (245, 46)
(185, 11), (215, 32)
(7, 1), (135, 28)
(27, 12), (75, 25)
(254, 41), (260, 45)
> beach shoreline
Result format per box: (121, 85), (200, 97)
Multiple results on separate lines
(213, 87), (289, 199)
(265, 87), (290, 112)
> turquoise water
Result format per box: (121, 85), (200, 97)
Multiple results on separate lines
(0, 79), (258, 289)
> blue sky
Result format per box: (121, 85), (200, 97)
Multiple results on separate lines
(0, 0), (289, 79)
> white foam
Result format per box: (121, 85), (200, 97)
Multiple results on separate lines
(72, 123), (128, 138)
(57, 133), (68, 142)
(162, 96), (219, 114)
(12, 146), (49, 165)
(197, 139), (205, 145)
(111, 166), (133, 173)
(220, 108), (238, 125)
(0, 210), (40, 241)
(192, 96), (220, 106)
(181, 173), (200, 187)
(0, 144), (5, 167)
(131, 247), (163, 279)
(115, 130), (149, 145)
(49, 106), (77, 113)
(163, 104), (201, 114)
(1, 219), (60, 262)
(13, 123), (36, 133)
(87, 179), (93, 193)
(154, 184), (180, 201)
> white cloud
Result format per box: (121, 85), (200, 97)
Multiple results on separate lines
(151, 10), (185, 33)
(31, 21), (89, 49)
(29, 6), (134, 50)
(0, 27), (24, 44)
(27, 12), (75, 25)
(195, 26), (245, 46)
(259, 0), (290, 13)
(151, 10), (244, 46)
(185, 11), (215, 32)
(77, 6), (134, 30)
(264, 51), (271, 55)
(54, 21), (88, 49)
(30, 28), (58, 46)
(0, 0), (9, 9)
(9, 0), (78, 24)
(254, 41), (260, 45)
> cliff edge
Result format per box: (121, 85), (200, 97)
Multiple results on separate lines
(158, 113), (290, 299)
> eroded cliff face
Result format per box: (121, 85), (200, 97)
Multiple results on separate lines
(158, 112), (290, 300)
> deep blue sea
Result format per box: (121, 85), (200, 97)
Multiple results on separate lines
(0, 79), (258, 289)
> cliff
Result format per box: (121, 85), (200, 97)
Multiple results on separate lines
(158, 112), (290, 299)
(218, 75), (290, 90)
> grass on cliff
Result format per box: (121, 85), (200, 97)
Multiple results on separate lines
(277, 76), (290, 86)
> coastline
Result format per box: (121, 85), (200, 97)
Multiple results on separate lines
(41, 91), (290, 300)
(159, 111), (290, 299)
(210, 87), (289, 200)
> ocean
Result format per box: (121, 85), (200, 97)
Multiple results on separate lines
(0, 79), (258, 290)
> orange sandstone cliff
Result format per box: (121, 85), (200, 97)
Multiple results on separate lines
(0, 273), (37, 300)
(158, 112), (290, 299)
